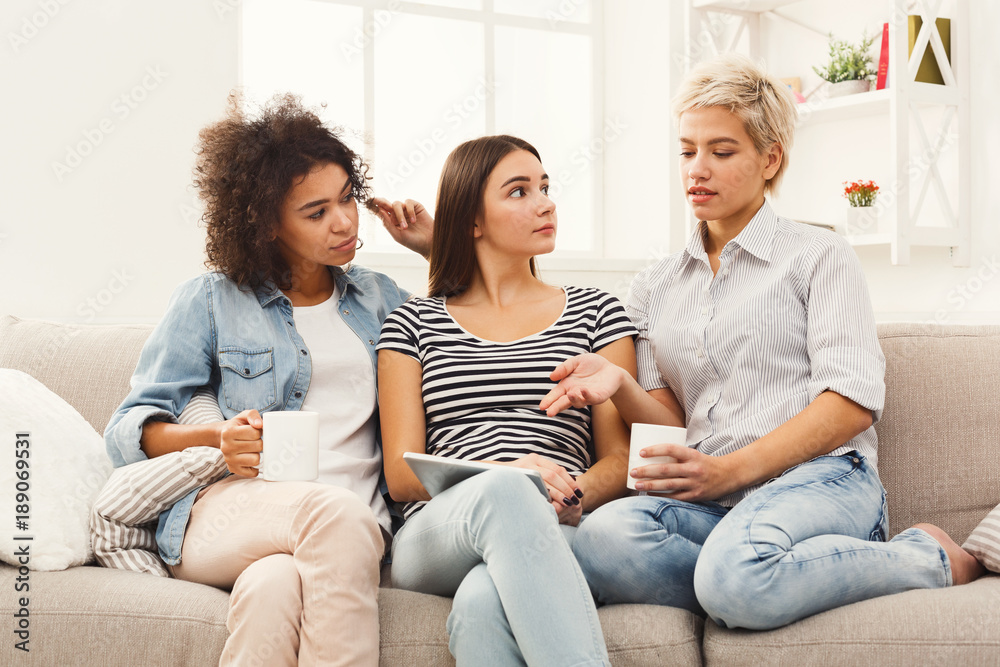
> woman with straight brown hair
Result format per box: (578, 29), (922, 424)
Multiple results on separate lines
(376, 135), (634, 665)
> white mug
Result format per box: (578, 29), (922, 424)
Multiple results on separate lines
(628, 423), (687, 491)
(260, 411), (319, 482)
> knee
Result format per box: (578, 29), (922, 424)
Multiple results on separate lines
(461, 469), (550, 517)
(232, 554), (302, 617)
(307, 486), (381, 541)
(574, 502), (629, 572)
(693, 538), (788, 630)
(574, 499), (657, 575)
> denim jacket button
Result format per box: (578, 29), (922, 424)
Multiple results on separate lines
(300, 349), (308, 356)
(294, 391), (302, 398)
(343, 310), (350, 315)
(286, 321), (293, 326)
(243, 368), (250, 375)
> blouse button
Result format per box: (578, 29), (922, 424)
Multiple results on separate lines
(696, 348), (705, 359)
(294, 391), (302, 398)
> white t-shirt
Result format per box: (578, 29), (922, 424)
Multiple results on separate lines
(292, 287), (390, 533)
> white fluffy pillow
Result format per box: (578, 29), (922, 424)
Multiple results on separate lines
(0, 369), (113, 570)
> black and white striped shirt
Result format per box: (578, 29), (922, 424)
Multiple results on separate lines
(378, 286), (637, 518)
(629, 202), (886, 507)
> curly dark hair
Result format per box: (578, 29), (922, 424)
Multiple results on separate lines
(194, 92), (371, 291)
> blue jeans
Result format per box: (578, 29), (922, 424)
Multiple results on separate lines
(390, 469), (609, 666)
(573, 453), (951, 630)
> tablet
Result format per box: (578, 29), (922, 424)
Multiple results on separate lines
(403, 452), (549, 498)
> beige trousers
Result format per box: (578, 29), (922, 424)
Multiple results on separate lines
(169, 475), (384, 667)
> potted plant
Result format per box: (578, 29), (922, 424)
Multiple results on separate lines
(813, 32), (878, 97)
(843, 179), (880, 235)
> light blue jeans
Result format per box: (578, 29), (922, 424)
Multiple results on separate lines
(573, 453), (951, 630)
(390, 469), (610, 666)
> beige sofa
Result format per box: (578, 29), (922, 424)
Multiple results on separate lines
(0, 314), (998, 666)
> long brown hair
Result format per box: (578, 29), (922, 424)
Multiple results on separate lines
(428, 135), (541, 298)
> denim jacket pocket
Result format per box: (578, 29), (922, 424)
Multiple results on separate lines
(218, 347), (278, 412)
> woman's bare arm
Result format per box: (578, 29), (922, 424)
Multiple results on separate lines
(377, 349), (431, 503)
(140, 421), (223, 458)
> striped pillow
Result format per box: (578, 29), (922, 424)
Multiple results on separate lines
(90, 386), (226, 576)
(963, 502), (1000, 573)
(178, 385), (225, 424)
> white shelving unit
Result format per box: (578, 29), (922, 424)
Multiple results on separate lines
(681, 0), (971, 266)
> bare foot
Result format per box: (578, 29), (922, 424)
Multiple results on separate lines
(913, 523), (986, 585)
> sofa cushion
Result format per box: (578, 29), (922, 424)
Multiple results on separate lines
(0, 561), (704, 666)
(599, 603), (704, 666)
(377, 587), (454, 665)
(0, 562), (228, 665)
(702, 575), (1000, 666)
(0, 315), (153, 435)
(875, 323), (1000, 542)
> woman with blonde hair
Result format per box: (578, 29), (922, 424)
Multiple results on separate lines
(540, 53), (984, 629)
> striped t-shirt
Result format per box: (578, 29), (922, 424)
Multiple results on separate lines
(377, 286), (637, 518)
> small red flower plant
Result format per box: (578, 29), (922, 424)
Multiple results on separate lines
(843, 180), (879, 207)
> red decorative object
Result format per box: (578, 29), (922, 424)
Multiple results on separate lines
(843, 180), (880, 207)
(876, 23), (890, 90)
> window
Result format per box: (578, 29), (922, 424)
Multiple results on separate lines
(241, 0), (603, 256)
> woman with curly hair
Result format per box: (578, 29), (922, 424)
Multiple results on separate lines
(104, 93), (431, 666)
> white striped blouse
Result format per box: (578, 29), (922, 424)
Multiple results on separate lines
(629, 202), (886, 507)
(377, 286), (637, 518)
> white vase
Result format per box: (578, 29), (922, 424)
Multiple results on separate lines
(846, 206), (878, 235)
(828, 79), (871, 98)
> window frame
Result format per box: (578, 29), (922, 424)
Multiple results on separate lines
(238, 0), (607, 259)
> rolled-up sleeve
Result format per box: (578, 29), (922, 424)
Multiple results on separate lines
(625, 268), (669, 392)
(104, 276), (216, 466)
(805, 235), (886, 423)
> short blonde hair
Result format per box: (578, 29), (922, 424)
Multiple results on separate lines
(672, 53), (797, 194)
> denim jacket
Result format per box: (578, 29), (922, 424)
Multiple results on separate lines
(104, 265), (409, 565)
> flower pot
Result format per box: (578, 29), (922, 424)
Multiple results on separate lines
(846, 206), (878, 235)
(828, 79), (871, 98)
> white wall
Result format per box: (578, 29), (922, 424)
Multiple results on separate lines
(2, 0), (997, 324)
(1, 0), (240, 324)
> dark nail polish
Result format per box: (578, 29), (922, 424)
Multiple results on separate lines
(563, 497), (573, 507)
(574, 489), (584, 498)
(571, 496), (580, 506)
